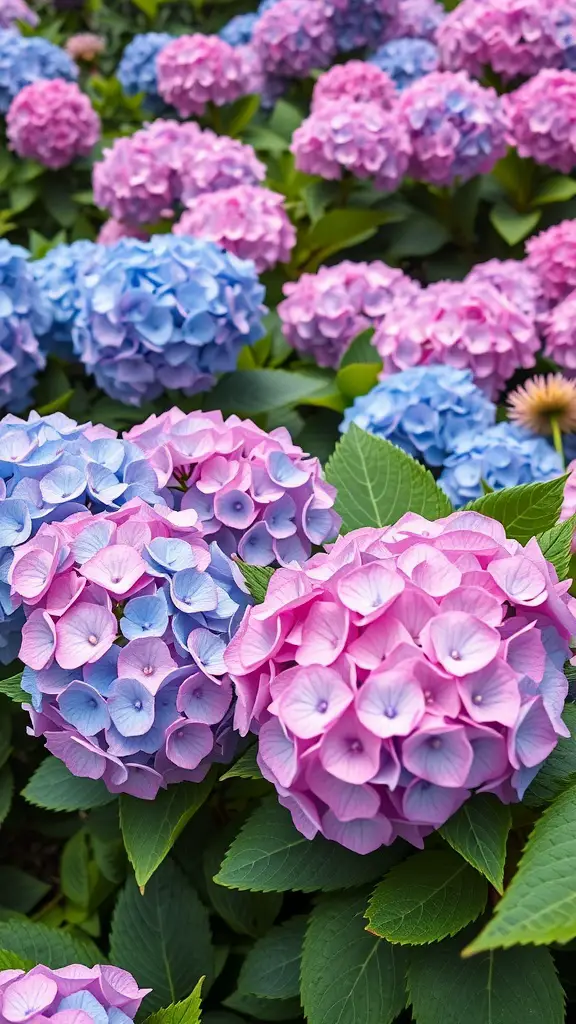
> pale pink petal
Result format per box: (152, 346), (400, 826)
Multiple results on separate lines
(398, 544), (462, 598)
(278, 665), (353, 739)
(488, 555), (548, 606)
(337, 562), (404, 623)
(20, 609), (56, 670)
(54, 602), (117, 669)
(80, 544), (148, 596)
(423, 611), (501, 676)
(296, 601), (349, 666)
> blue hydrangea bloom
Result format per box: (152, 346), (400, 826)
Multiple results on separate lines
(219, 13), (260, 46)
(439, 422), (562, 507)
(369, 37), (439, 90)
(0, 240), (52, 412)
(330, 0), (398, 53)
(72, 235), (266, 407)
(117, 32), (173, 111)
(341, 366), (495, 467)
(257, 0), (280, 13)
(0, 30), (77, 113)
(33, 240), (98, 360)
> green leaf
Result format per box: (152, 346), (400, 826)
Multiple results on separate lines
(110, 858), (213, 1012)
(385, 210), (449, 260)
(37, 390), (74, 417)
(142, 978), (204, 1024)
(0, 919), (101, 968)
(206, 370), (335, 416)
(525, 705), (576, 807)
(42, 182), (78, 228)
(223, 991), (301, 1021)
(214, 797), (406, 894)
(0, 950), (34, 971)
(306, 208), (394, 256)
(87, 804), (126, 885)
(440, 796), (511, 894)
(238, 915), (305, 1000)
(0, 767), (13, 827)
(204, 826), (282, 939)
(490, 202), (541, 246)
(0, 868), (50, 914)
(120, 777), (214, 888)
(336, 363), (381, 400)
(465, 475), (568, 544)
(224, 94), (260, 137)
(301, 891), (407, 1024)
(219, 747), (262, 782)
(61, 830), (91, 907)
(538, 514), (576, 580)
(23, 757), (116, 812)
(366, 850), (487, 944)
(325, 424), (452, 533)
(0, 672), (27, 704)
(465, 782), (576, 951)
(408, 933), (564, 1024)
(9, 183), (38, 214)
(0, 715), (11, 770)
(339, 328), (378, 368)
(234, 561), (274, 604)
(532, 175), (576, 206)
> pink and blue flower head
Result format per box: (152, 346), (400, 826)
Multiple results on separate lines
(526, 220), (576, 305)
(117, 32), (173, 113)
(0, 962), (150, 1024)
(369, 37), (439, 91)
(0, 0), (38, 29)
(0, 31), (77, 113)
(33, 241), (98, 360)
(70, 235), (266, 407)
(311, 61), (397, 111)
(252, 0), (337, 79)
(125, 407), (340, 567)
(0, 240), (51, 413)
(504, 70), (576, 173)
(341, 366), (496, 467)
(327, 0), (399, 52)
(156, 34), (257, 117)
(226, 511), (576, 853)
(14, 498), (250, 799)
(391, 0), (445, 40)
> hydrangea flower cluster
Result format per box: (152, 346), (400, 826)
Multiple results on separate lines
(252, 0), (336, 78)
(125, 408), (340, 567)
(504, 70), (576, 172)
(341, 366), (496, 466)
(32, 240), (98, 359)
(369, 37), (439, 90)
(71, 236), (266, 406)
(542, 291), (576, 370)
(374, 280), (539, 399)
(156, 35), (256, 117)
(7, 79), (101, 170)
(278, 260), (420, 369)
(327, 0), (399, 52)
(117, 33), (173, 112)
(391, 0), (445, 39)
(311, 61), (397, 111)
(465, 258), (544, 318)
(179, 131), (266, 205)
(219, 13), (260, 46)
(0, 962), (150, 1023)
(175, 186), (296, 274)
(439, 423), (562, 505)
(226, 510), (576, 852)
(0, 31), (78, 113)
(291, 101), (411, 191)
(0, 0), (38, 29)
(526, 220), (576, 304)
(0, 241), (50, 412)
(15, 499), (250, 799)
(398, 71), (507, 186)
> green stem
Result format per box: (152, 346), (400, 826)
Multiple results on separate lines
(551, 416), (565, 468)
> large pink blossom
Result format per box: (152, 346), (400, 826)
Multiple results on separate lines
(7, 79), (100, 170)
(252, 0), (337, 79)
(226, 511), (576, 853)
(311, 60), (397, 111)
(526, 220), (576, 305)
(465, 258), (545, 319)
(542, 289), (576, 370)
(504, 70), (576, 173)
(156, 34), (256, 117)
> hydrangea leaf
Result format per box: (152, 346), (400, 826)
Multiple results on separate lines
(525, 705), (576, 807)
(465, 783), (576, 952)
(489, 202), (541, 246)
(0, 867), (51, 915)
(61, 829), (90, 907)
(234, 561), (275, 604)
(0, 919), (101, 968)
(0, 949), (34, 971)
(0, 715), (11, 771)
(465, 474), (569, 544)
(237, 915), (306, 1000)
(366, 850), (488, 944)
(206, 370), (335, 416)
(0, 766), (13, 827)
(203, 826), (282, 939)
(223, 991), (301, 1021)
(214, 797), (406, 893)
(22, 755), (115, 812)
(439, 795), (511, 894)
(339, 328), (378, 368)
(301, 891), (407, 1024)
(537, 513), (576, 580)
(142, 978), (204, 1024)
(219, 747), (262, 782)
(407, 932), (564, 1024)
(0, 672), (27, 704)
(325, 424), (452, 533)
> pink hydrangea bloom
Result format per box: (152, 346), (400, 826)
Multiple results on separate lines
(6, 79), (100, 170)
(504, 70), (576, 173)
(97, 219), (149, 245)
(291, 99), (410, 189)
(543, 290), (576, 370)
(174, 185), (296, 273)
(526, 220), (576, 305)
(179, 130), (266, 205)
(278, 260), (420, 369)
(125, 408), (340, 566)
(374, 280), (539, 400)
(65, 33), (105, 62)
(156, 34), (255, 117)
(311, 61), (397, 111)
(0, 963), (150, 1023)
(465, 259), (545, 318)
(14, 499), (249, 799)
(252, 0), (337, 78)
(226, 511), (576, 853)
(390, 0), (445, 39)
(0, 0), (37, 28)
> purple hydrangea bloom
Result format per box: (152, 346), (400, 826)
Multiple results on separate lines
(369, 37), (439, 90)
(179, 131), (266, 205)
(543, 289), (576, 370)
(252, 0), (337, 79)
(278, 260), (420, 369)
(504, 69), (576, 172)
(157, 34), (258, 117)
(71, 235), (266, 407)
(311, 61), (397, 111)
(16, 500), (250, 799)
(439, 423), (562, 505)
(0, 0), (38, 29)
(465, 258), (545, 318)
(33, 240), (98, 359)
(398, 71), (507, 185)
(390, 0), (445, 40)
(7, 79), (101, 170)
(327, 0), (399, 52)
(0, 962), (150, 1022)
(526, 220), (576, 304)
(219, 13), (260, 46)
(0, 30), (78, 114)
(0, 240), (51, 412)
(341, 366), (496, 466)
(117, 32), (173, 112)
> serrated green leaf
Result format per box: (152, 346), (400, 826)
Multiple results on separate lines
(525, 705), (576, 807)
(325, 424), (452, 533)
(0, 919), (101, 968)
(143, 978), (204, 1024)
(120, 777), (214, 888)
(0, 766), (13, 827)
(223, 991), (301, 1021)
(0, 950), (34, 971)
(490, 203), (541, 246)
(301, 891), (407, 1024)
(219, 747), (262, 782)
(61, 830), (90, 907)
(206, 370), (334, 416)
(538, 514), (576, 579)
(0, 673), (27, 704)
(440, 796), (511, 894)
(238, 915), (305, 1000)
(234, 562), (274, 604)
(465, 783), (576, 952)
(366, 850), (487, 944)
(23, 757), (115, 812)
(204, 823), (282, 939)
(407, 932), (564, 1024)
(466, 475), (569, 544)
(0, 868), (50, 914)
(214, 798), (406, 894)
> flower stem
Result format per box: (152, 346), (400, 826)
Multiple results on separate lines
(551, 416), (565, 468)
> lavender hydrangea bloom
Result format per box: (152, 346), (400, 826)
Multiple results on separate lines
(439, 423), (562, 505)
(543, 290), (576, 370)
(526, 220), (576, 304)
(311, 61), (397, 111)
(398, 71), (507, 185)
(465, 258), (545, 318)
(33, 240), (99, 359)
(328, 0), (399, 52)
(117, 32), (173, 112)
(72, 236), (266, 406)
(0, 962), (150, 1022)
(0, 0), (38, 29)
(219, 13), (260, 46)
(0, 240), (50, 412)
(369, 37), (439, 90)
(157, 34), (257, 117)
(504, 70), (576, 173)
(252, 0), (337, 79)
(0, 31), (78, 113)
(179, 131), (266, 205)
(341, 366), (496, 466)
(391, 0), (445, 40)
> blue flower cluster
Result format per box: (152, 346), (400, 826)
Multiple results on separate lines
(439, 422), (562, 506)
(33, 240), (97, 360)
(329, 0), (398, 52)
(71, 236), (266, 407)
(0, 30), (77, 113)
(341, 366), (495, 466)
(117, 32), (173, 112)
(370, 36), (439, 90)
(219, 13), (260, 46)
(0, 240), (51, 413)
